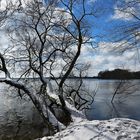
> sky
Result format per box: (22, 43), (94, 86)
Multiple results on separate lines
(0, 0), (140, 77)
(78, 0), (140, 76)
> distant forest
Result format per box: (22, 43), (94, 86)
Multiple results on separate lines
(98, 69), (140, 79)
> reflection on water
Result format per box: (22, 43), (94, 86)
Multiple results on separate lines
(85, 79), (140, 120)
(0, 108), (47, 140)
(0, 83), (47, 140)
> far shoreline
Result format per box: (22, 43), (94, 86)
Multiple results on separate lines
(0, 77), (140, 80)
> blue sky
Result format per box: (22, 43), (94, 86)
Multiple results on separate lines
(89, 0), (136, 42)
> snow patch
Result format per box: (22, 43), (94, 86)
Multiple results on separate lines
(38, 118), (140, 140)
(66, 102), (86, 123)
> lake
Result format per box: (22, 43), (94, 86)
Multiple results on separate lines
(0, 79), (140, 139)
(84, 79), (140, 120)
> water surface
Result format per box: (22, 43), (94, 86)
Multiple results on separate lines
(85, 79), (140, 120)
(0, 79), (140, 139)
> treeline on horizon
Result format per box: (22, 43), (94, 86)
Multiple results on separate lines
(97, 69), (140, 79)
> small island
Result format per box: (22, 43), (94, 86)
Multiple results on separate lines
(97, 69), (140, 79)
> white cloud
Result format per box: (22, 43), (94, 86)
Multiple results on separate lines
(111, 8), (134, 21)
(0, 0), (34, 10)
(0, 31), (139, 77)
(111, 0), (140, 21)
(78, 41), (140, 76)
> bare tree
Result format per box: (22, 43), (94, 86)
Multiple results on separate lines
(63, 63), (97, 110)
(110, 0), (140, 56)
(111, 79), (138, 103)
(0, 0), (95, 134)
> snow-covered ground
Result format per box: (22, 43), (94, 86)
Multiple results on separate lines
(35, 103), (140, 140)
(38, 118), (140, 140)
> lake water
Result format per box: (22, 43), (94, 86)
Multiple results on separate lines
(0, 79), (140, 139)
(84, 79), (140, 120)
(0, 84), (47, 140)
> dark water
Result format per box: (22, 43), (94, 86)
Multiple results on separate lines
(0, 84), (48, 140)
(0, 79), (140, 139)
(84, 79), (140, 120)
